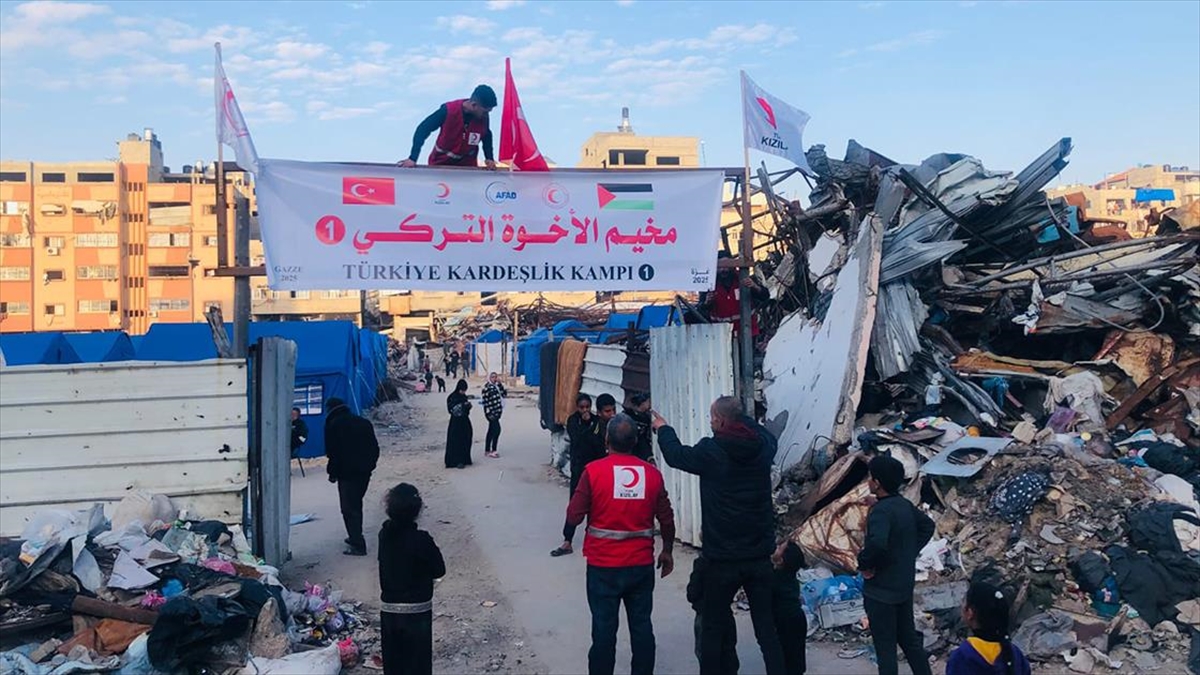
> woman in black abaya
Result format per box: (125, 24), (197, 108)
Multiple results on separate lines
(445, 379), (474, 469)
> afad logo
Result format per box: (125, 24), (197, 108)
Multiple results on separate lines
(755, 96), (789, 152)
(485, 181), (517, 205)
(434, 182), (451, 205)
(542, 183), (568, 209)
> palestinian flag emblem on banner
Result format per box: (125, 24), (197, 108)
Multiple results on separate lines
(597, 183), (654, 211)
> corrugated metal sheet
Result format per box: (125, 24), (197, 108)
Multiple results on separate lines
(579, 344), (626, 404)
(0, 359), (249, 536)
(649, 323), (735, 546)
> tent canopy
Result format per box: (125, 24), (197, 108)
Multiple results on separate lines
(0, 332), (81, 366)
(64, 332), (137, 362)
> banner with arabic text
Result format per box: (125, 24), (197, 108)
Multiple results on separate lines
(256, 160), (724, 291)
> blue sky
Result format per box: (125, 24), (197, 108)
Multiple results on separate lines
(1, 0), (1197, 190)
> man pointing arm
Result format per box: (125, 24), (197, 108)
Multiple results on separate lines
(399, 84), (497, 170)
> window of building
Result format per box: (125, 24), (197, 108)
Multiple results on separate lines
(148, 232), (190, 247)
(77, 265), (118, 280)
(44, 303), (65, 316)
(0, 172), (27, 182)
(0, 267), (30, 280)
(45, 269), (65, 281)
(41, 172), (66, 183)
(655, 156), (681, 166)
(77, 233), (118, 247)
(39, 204), (67, 216)
(203, 300), (223, 313)
(78, 172), (115, 183)
(289, 290), (311, 299)
(293, 382), (324, 415)
(79, 299), (118, 313)
(1, 201), (27, 215)
(203, 205), (217, 215)
(43, 236), (65, 248)
(609, 149), (648, 166)
(149, 265), (190, 278)
(253, 287), (268, 300)
(203, 235), (219, 247)
(1, 301), (30, 315)
(1, 233), (31, 247)
(149, 298), (190, 311)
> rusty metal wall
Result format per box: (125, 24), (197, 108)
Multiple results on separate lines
(649, 323), (735, 547)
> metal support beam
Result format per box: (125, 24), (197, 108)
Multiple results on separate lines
(233, 196), (250, 359)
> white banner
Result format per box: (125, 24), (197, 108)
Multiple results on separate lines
(741, 71), (812, 174)
(256, 161), (724, 291)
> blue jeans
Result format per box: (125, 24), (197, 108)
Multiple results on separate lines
(586, 564), (656, 675)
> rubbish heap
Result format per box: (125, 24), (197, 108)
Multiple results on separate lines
(753, 139), (1200, 673)
(0, 493), (365, 674)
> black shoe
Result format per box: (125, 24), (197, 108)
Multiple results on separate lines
(344, 537), (351, 545)
(456, 463), (466, 469)
(343, 546), (367, 556)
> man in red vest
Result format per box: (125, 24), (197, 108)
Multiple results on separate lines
(701, 251), (769, 339)
(400, 85), (498, 169)
(566, 414), (675, 675)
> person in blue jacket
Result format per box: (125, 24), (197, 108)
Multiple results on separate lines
(946, 581), (1032, 675)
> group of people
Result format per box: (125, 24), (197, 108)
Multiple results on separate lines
(557, 394), (1033, 675)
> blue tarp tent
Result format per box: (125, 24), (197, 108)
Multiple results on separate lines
(1135, 188), (1175, 203)
(356, 329), (388, 409)
(0, 332), (81, 365)
(517, 328), (551, 385)
(636, 305), (678, 330)
(64, 332), (137, 362)
(138, 320), (369, 458)
(598, 313), (639, 343)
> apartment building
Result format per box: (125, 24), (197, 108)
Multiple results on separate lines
(1048, 164), (1200, 233)
(0, 129), (254, 334)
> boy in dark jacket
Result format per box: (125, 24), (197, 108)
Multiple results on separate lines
(856, 455), (935, 675)
(325, 398), (381, 556)
(771, 540), (808, 675)
(379, 483), (445, 675)
(550, 393), (615, 557)
(653, 397), (786, 675)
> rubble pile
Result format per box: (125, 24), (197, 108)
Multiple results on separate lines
(0, 494), (365, 674)
(754, 139), (1199, 673)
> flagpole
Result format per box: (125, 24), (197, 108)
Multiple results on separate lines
(215, 43), (228, 272)
(738, 72), (755, 416)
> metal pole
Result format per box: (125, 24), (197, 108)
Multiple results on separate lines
(738, 158), (755, 415)
(233, 193), (250, 358)
(215, 145), (228, 269)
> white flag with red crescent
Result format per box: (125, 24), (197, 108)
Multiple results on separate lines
(741, 70), (811, 173)
(215, 43), (259, 173)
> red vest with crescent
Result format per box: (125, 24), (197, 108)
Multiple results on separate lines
(429, 99), (487, 167)
(581, 453), (664, 567)
(712, 283), (760, 336)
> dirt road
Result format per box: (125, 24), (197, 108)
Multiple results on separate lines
(285, 386), (882, 674)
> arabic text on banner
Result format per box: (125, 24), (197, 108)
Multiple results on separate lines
(256, 161), (725, 291)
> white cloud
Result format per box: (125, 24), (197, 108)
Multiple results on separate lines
(616, 0), (635, 5)
(486, 0), (526, 9)
(240, 100), (296, 123)
(96, 94), (127, 105)
(274, 40), (330, 62)
(12, 0), (108, 23)
(838, 29), (946, 58)
(166, 25), (256, 53)
(362, 41), (391, 58)
(317, 106), (378, 121)
(435, 15), (497, 34)
(502, 27), (543, 43)
(67, 29), (153, 58)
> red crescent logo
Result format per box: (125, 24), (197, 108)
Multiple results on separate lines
(436, 182), (450, 199)
(756, 96), (777, 129)
(621, 467), (641, 489)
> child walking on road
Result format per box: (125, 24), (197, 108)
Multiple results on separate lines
(379, 483), (445, 675)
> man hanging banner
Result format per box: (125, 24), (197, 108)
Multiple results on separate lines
(256, 161), (724, 291)
(741, 70), (812, 174)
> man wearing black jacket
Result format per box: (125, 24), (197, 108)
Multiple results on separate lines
(857, 455), (935, 675)
(653, 396), (786, 675)
(325, 397), (381, 556)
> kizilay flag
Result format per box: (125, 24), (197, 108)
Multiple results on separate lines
(741, 70), (811, 173)
(499, 57), (549, 172)
(214, 43), (260, 173)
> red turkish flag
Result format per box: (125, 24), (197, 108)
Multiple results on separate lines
(499, 58), (549, 172)
(342, 176), (395, 205)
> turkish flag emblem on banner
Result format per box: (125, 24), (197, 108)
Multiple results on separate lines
(342, 177), (395, 205)
(499, 58), (550, 172)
